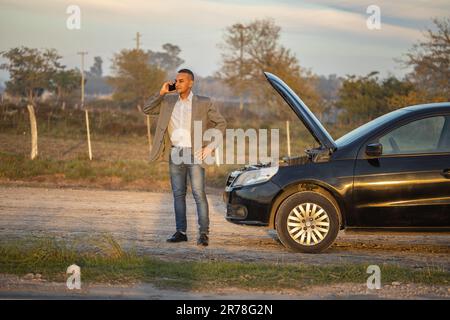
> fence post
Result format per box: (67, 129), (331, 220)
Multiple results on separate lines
(85, 108), (93, 160)
(215, 147), (220, 167)
(27, 104), (38, 160)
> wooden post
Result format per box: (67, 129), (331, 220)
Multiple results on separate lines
(286, 120), (291, 157)
(146, 115), (152, 153)
(27, 104), (38, 160)
(215, 147), (220, 167)
(78, 51), (92, 160)
(85, 108), (92, 160)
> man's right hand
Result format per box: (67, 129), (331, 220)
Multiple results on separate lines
(159, 81), (174, 96)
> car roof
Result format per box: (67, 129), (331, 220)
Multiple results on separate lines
(403, 102), (450, 113)
(335, 102), (450, 148)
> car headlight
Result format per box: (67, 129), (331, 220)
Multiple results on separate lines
(233, 166), (279, 187)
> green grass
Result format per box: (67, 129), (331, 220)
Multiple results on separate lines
(0, 236), (448, 290)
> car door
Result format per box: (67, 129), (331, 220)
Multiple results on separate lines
(352, 114), (450, 228)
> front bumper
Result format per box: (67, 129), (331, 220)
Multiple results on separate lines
(223, 180), (281, 226)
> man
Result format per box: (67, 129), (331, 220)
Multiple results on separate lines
(142, 69), (226, 246)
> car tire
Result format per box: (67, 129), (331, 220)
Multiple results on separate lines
(275, 191), (339, 253)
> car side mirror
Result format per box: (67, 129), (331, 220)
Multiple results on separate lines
(366, 143), (383, 157)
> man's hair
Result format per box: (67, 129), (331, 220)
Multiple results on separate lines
(178, 68), (194, 81)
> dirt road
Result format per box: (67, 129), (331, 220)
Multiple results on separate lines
(0, 186), (449, 299)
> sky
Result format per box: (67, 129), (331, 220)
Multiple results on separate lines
(0, 0), (449, 84)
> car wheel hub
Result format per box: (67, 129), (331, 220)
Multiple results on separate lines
(287, 203), (330, 246)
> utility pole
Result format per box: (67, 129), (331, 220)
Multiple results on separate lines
(77, 51), (88, 106)
(134, 32), (141, 50)
(238, 24), (245, 111)
(77, 51), (92, 160)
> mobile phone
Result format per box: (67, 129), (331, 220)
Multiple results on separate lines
(168, 82), (176, 92)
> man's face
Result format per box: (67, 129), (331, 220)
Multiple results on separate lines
(175, 72), (193, 95)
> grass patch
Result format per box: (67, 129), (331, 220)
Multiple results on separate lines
(0, 151), (234, 190)
(0, 152), (158, 180)
(0, 236), (448, 290)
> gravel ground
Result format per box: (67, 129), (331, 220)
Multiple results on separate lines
(0, 186), (449, 299)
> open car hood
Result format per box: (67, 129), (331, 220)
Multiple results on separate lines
(264, 72), (337, 152)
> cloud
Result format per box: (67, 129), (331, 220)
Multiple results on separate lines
(305, 0), (450, 22)
(1, 0), (441, 77)
(0, 0), (427, 42)
(95, 0), (423, 40)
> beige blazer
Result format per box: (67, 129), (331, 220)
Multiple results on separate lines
(142, 92), (227, 165)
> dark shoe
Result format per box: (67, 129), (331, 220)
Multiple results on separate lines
(167, 231), (187, 243)
(197, 233), (209, 246)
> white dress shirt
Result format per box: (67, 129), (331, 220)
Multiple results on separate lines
(168, 91), (193, 148)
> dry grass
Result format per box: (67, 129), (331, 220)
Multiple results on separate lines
(0, 102), (355, 192)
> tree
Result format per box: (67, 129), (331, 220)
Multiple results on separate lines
(336, 72), (417, 125)
(108, 49), (166, 108)
(217, 23), (252, 110)
(0, 46), (63, 104)
(147, 43), (184, 73)
(217, 19), (321, 117)
(53, 69), (81, 108)
(336, 72), (382, 125)
(401, 18), (450, 99)
(89, 56), (103, 77)
(86, 56), (112, 96)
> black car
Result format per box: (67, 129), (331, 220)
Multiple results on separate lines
(223, 72), (450, 253)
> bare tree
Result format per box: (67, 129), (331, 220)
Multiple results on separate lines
(401, 18), (450, 99)
(217, 23), (252, 110)
(217, 19), (322, 117)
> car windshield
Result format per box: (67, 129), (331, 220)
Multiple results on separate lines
(335, 109), (409, 146)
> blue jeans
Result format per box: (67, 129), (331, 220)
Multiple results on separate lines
(169, 147), (209, 235)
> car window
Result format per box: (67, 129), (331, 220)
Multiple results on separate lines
(379, 116), (447, 155)
(335, 109), (408, 146)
